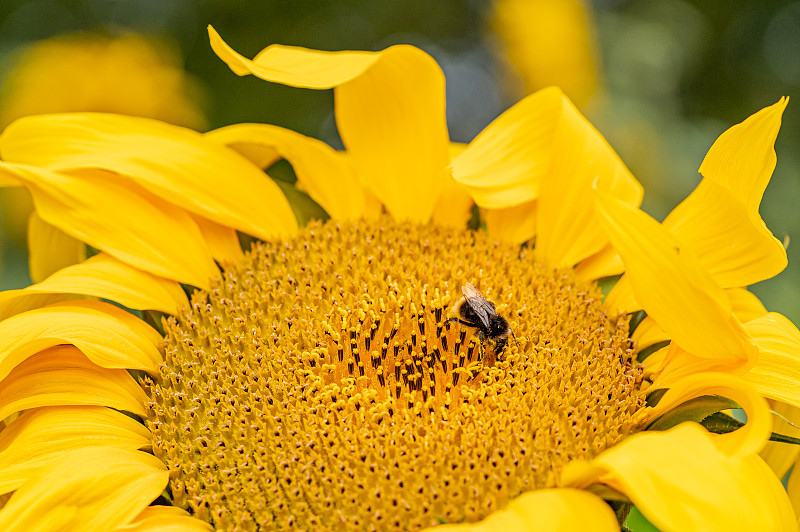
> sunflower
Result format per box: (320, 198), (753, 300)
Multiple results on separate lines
(0, 26), (796, 531)
(489, 0), (601, 108)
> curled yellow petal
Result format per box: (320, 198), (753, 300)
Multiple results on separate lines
(0, 300), (162, 382)
(27, 211), (85, 283)
(206, 123), (366, 220)
(0, 253), (188, 320)
(595, 191), (756, 363)
(209, 26), (379, 88)
(0, 406), (150, 494)
(209, 26), (450, 223)
(1, 113), (297, 241)
(0, 345), (148, 420)
(428, 488), (618, 532)
(563, 423), (797, 531)
(0, 447), (167, 532)
(0, 163), (219, 288)
(648, 372), (771, 458)
(744, 312), (800, 408)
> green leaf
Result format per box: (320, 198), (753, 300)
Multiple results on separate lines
(648, 395), (738, 430)
(702, 412), (800, 445)
(609, 500), (633, 526)
(701, 411), (744, 434)
(624, 507), (660, 532)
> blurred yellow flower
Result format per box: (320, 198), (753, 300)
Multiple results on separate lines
(0, 26), (796, 531)
(0, 32), (207, 130)
(490, 0), (601, 108)
(0, 32), (208, 252)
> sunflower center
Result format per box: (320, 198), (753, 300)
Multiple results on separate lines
(145, 217), (648, 531)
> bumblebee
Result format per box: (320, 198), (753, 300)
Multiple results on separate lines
(448, 283), (514, 356)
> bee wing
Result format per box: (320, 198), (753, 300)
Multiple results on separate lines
(462, 283), (484, 300)
(462, 283), (495, 329)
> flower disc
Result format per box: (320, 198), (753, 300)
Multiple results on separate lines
(145, 218), (648, 530)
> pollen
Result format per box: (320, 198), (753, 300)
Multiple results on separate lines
(145, 218), (649, 531)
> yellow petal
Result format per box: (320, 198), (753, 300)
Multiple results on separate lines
(451, 88), (560, 208)
(0, 345), (147, 420)
(206, 123), (366, 220)
(0, 292), (75, 323)
(27, 211), (85, 283)
(700, 98), (787, 212)
(563, 423), (797, 531)
(0, 447), (167, 532)
(428, 488), (618, 531)
(0, 300), (162, 382)
(0, 253), (188, 320)
(190, 214), (243, 263)
(640, 344), (670, 378)
(119, 506), (213, 531)
(760, 400), (800, 478)
(729, 287), (768, 323)
(664, 179), (787, 289)
(482, 201), (537, 245)
(432, 175), (474, 229)
(574, 243), (624, 282)
(1, 113), (297, 241)
(1, 163), (219, 288)
(631, 316), (669, 352)
(744, 312), (800, 408)
(453, 86), (640, 248)
(533, 89), (642, 267)
(602, 275), (640, 314)
(664, 99), (788, 288)
(595, 191), (756, 363)
(0, 406), (150, 494)
(209, 26), (379, 88)
(649, 343), (752, 389)
(648, 372), (771, 458)
(209, 26), (450, 222)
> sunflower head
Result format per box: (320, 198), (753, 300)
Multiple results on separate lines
(144, 217), (649, 529)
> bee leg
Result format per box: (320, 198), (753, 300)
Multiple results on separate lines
(448, 317), (480, 328)
(495, 337), (508, 356)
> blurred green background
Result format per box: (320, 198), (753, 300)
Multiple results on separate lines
(0, 0), (797, 331)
